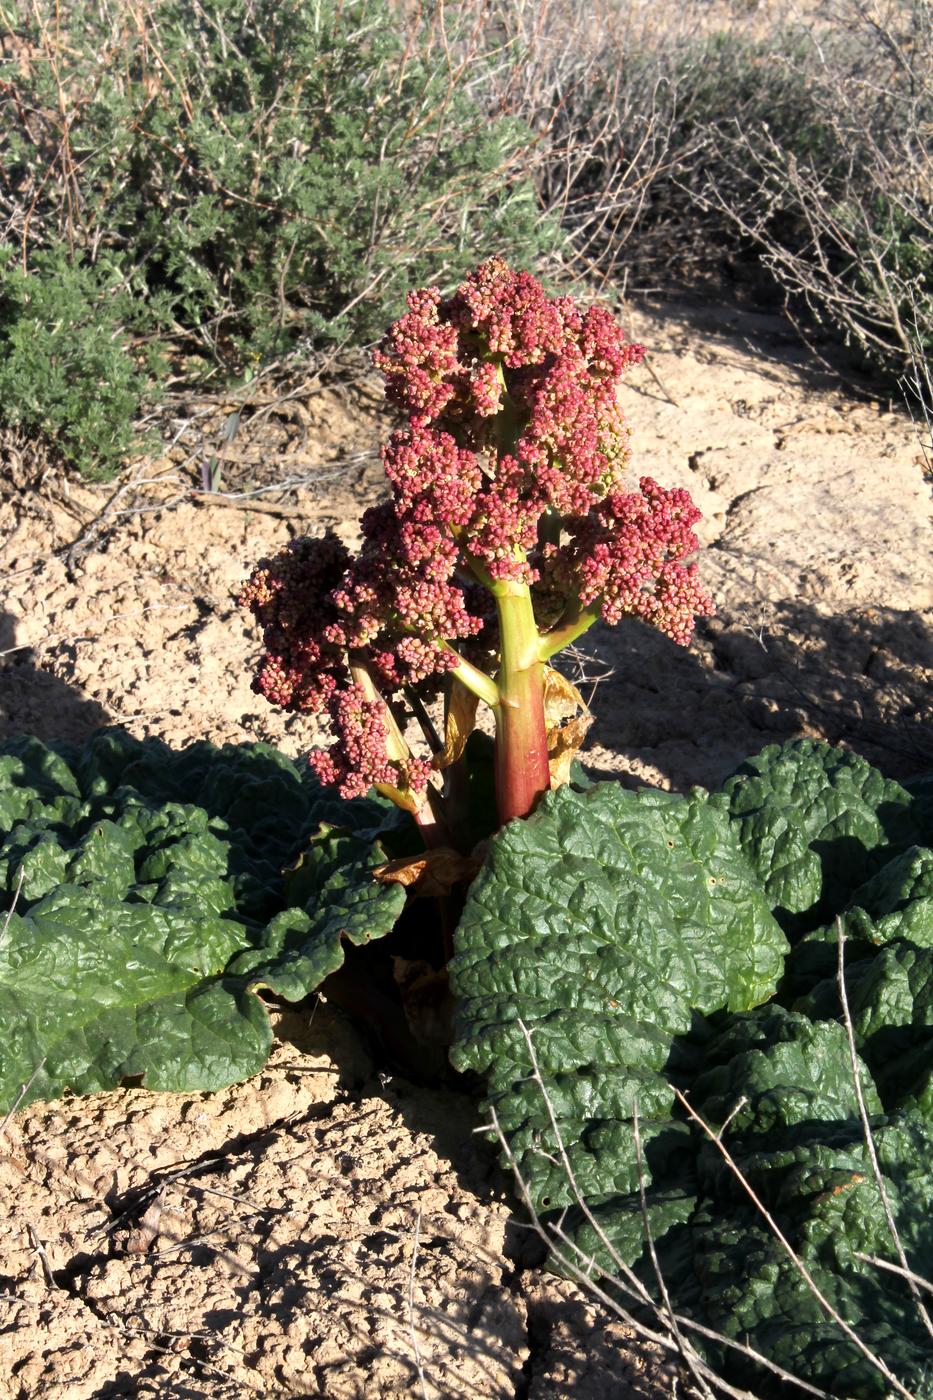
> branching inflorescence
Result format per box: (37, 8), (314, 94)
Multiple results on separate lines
(241, 258), (713, 840)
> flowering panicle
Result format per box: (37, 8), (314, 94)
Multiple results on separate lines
(372, 259), (653, 586)
(307, 684), (431, 801)
(238, 535), (350, 713)
(537, 477), (711, 646)
(240, 257), (713, 825)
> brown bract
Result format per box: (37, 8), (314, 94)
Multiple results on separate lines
(374, 848), (484, 898)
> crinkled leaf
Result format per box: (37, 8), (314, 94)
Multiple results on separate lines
(450, 778), (787, 1210)
(797, 940), (933, 1115)
(0, 895), (271, 1108)
(0, 734), (81, 802)
(852, 844), (933, 916)
(229, 829), (405, 1000)
(844, 846), (933, 951)
(64, 819), (140, 900)
(566, 1005), (933, 1397)
(453, 779), (787, 1050)
(0, 737), (83, 833)
(0, 730), (405, 1113)
(0, 827), (71, 902)
(684, 1017), (933, 1396)
(723, 740), (920, 934)
(453, 746), (933, 1397)
(690, 1004), (883, 1135)
(686, 1131), (933, 1398)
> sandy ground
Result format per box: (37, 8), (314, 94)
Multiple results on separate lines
(0, 298), (930, 1398)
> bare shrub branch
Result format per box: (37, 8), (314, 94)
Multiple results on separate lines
(706, 0), (932, 382)
(671, 1084), (918, 1399)
(480, 1004), (933, 1399)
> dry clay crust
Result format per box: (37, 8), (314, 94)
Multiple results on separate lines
(0, 1008), (673, 1399)
(0, 297), (931, 1397)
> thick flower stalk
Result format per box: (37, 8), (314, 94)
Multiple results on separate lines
(241, 258), (713, 836)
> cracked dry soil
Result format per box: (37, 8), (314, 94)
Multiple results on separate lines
(0, 299), (931, 1398)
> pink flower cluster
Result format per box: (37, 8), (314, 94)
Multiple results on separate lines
(373, 258), (645, 582)
(239, 528), (443, 798)
(240, 258), (712, 802)
(539, 477), (712, 645)
(238, 534), (350, 712)
(306, 684), (432, 801)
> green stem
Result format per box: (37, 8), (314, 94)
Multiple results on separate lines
(438, 643), (501, 709)
(492, 579), (550, 824)
(538, 598), (602, 662)
(350, 660), (443, 844)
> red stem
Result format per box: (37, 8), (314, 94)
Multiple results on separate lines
(492, 581), (550, 824)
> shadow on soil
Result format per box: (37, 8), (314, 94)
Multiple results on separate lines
(629, 290), (884, 406)
(272, 1006), (513, 1227)
(0, 607), (112, 742)
(579, 600), (933, 793)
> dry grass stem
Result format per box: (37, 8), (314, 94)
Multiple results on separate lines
(835, 920), (933, 1339)
(671, 1085), (918, 1399)
(485, 1021), (837, 1399)
(632, 1100), (716, 1400)
(408, 1207), (430, 1400)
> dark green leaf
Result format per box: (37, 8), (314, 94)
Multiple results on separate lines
(0, 731), (405, 1112)
(452, 746), (933, 1396)
(723, 740), (919, 933)
(450, 777), (786, 1210)
(230, 829), (405, 1000)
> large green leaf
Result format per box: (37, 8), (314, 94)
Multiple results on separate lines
(0, 735), (83, 832)
(450, 779), (787, 1211)
(452, 743), (933, 1396)
(722, 739), (920, 934)
(0, 730), (408, 1113)
(0, 897), (272, 1104)
(682, 1009), (933, 1396)
(797, 938), (933, 1116)
(227, 826), (405, 999)
(565, 1007), (933, 1396)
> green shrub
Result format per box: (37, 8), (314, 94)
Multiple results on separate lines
(680, 13), (933, 382)
(598, 29), (843, 278)
(0, 248), (162, 479)
(0, 0), (558, 476)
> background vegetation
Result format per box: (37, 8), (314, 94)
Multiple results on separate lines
(0, 0), (558, 475)
(0, 0), (929, 477)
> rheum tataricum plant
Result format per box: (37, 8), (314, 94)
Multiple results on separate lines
(2, 271), (931, 1400)
(240, 258), (713, 845)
